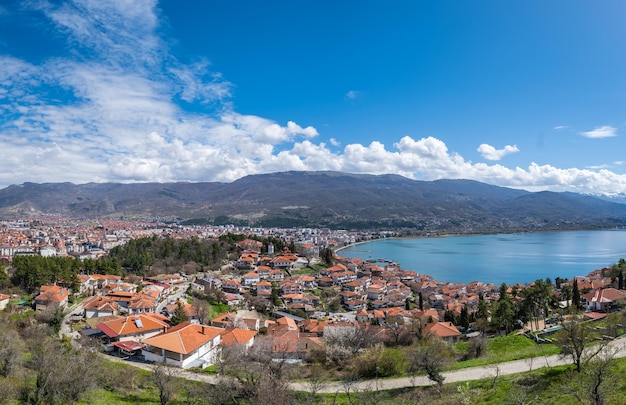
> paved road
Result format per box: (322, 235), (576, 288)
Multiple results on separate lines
(101, 335), (626, 394)
(289, 336), (626, 393)
(60, 300), (85, 339)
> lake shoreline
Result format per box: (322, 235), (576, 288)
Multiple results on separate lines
(335, 228), (626, 285)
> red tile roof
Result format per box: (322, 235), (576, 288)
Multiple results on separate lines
(143, 322), (222, 354)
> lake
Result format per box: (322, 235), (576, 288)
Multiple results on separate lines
(337, 230), (626, 285)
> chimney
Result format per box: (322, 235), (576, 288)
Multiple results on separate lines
(201, 325), (205, 335)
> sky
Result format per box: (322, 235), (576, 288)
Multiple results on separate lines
(2, 1), (626, 195)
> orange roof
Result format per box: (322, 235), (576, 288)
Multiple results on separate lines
(143, 322), (222, 354)
(277, 316), (298, 330)
(83, 296), (119, 311)
(91, 274), (121, 281)
(220, 328), (257, 346)
(97, 314), (168, 338)
(128, 297), (156, 309)
(425, 322), (461, 338)
(35, 285), (69, 303)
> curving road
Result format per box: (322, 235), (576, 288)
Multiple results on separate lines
(94, 335), (626, 394)
(289, 336), (626, 393)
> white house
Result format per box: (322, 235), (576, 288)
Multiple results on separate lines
(0, 294), (9, 311)
(142, 322), (223, 369)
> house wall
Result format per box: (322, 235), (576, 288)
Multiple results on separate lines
(85, 309), (115, 319)
(142, 335), (221, 369)
(118, 329), (163, 342)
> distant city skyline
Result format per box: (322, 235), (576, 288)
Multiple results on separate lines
(1, 1), (626, 195)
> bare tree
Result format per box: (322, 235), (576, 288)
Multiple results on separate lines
(192, 297), (209, 325)
(0, 327), (22, 377)
(305, 365), (325, 405)
(488, 364), (500, 389)
(219, 336), (294, 404)
(561, 345), (620, 405)
(384, 321), (412, 346)
(554, 316), (605, 372)
(324, 324), (377, 362)
(151, 361), (180, 405)
(27, 336), (100, 405)
(207, 376), (243, 405)
(407, 336), (452, 389)
(0, 373), (22, 405)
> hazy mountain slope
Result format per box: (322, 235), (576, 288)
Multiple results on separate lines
(0, 171), (625, 231)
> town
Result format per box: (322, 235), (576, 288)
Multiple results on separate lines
(1, 215), (625, 404)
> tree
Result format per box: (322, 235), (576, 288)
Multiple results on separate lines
(218, 336), (293, 404)
(561, 345), (620, 405)
(443, 310), (457, 324)
(493, 296), (515, 335)
(459, 305), (470, 330)
(191, 298), (209, 325)
(324, 324), (377, 362)
(561, 284), (573, 303)
(384, 321), (412, 346)
(319, 247), (335, 266)
(0, 327), (21, 378)
(27, 335), (100, 405)
(521, 279), (554, 331)
(170, 300), (189, 326)
(0, 263), (9, 290)
(271, 283), (282, 306)
(572, 279), (581, 310)
(407, 336), (452, 388)
(554, 316), (604, 372)
(151, 361), (180, 405)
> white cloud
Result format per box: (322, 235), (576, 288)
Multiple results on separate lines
(3, 1), (626, 196)
(345, 90), (361, 100)
(581, 126), (617, 139)
(553, 125), (567, 130)
(477, 144), (520, 161)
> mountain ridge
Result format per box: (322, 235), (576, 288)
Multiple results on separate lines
(1, 171), (625, 232)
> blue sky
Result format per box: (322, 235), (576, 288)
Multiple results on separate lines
(1, 1), (626, 195)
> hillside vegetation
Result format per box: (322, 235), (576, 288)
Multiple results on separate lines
(1, 171), (626, 231)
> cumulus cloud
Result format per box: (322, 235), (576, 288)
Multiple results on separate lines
(477, 144), (520, 161)
(581, 126), (617, 139)
(2, 1), (626, 196)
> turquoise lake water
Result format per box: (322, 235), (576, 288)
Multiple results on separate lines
(337, 230), (626, 285)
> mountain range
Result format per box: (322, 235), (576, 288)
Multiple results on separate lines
(1, 171), (626, 232)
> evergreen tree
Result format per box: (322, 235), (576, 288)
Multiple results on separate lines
(270, 283), (282, 306)
(476, 294), (488, 321)
(320, 247), (335, 266)
(459, 305), (470, 329)
(572, 278), (581, 310)
(443, 310), (457, 324)
(619, 269), (624, 290)
(170, 301), (189, 326)
(493, 298), (515, 334)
